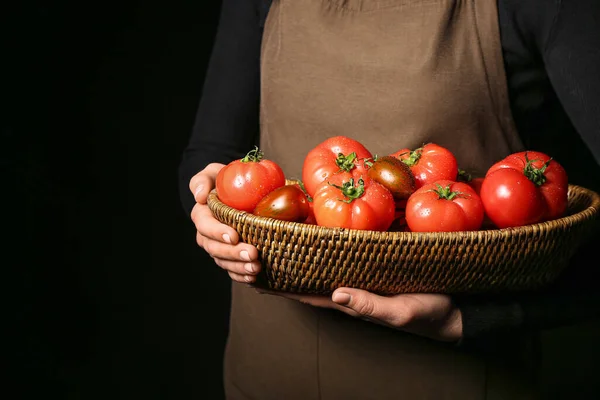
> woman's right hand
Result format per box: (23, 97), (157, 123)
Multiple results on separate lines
(189, 163), (261, 283)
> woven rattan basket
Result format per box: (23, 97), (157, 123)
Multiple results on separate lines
(207, 181), (600, 295)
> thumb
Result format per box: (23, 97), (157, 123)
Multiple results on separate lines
(332, 288), (379, 318)
(189, 163), (225, 203)
(331, 288), (410, 327)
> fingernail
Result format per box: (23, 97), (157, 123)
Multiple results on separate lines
(194, 184), (204, 198)
(332, 292), (351, 305)
(244, 263), (256, 273)
(222, 234), (231, 244)
(244, 275), (254, 283)
(240, 250), (251, 261)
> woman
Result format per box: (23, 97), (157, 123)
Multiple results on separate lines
(179, 0), (600, 398)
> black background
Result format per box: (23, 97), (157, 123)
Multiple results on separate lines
(7, 1), (230, 399)
(6, 1), (600, 399)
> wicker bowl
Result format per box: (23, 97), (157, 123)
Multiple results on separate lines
(207, 181), (600, 295)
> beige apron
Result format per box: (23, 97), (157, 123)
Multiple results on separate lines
(224, 0), (537, 398)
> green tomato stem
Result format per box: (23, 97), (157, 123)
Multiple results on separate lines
(431, 183), (468, 201)
(364, 154), (380, 168)
(457, 169), (472, 182)
(523, 152), (552, 186)
(335, 152), (358, 172)
(401, 147), (422, 167)
(296, 180), (313, 202)
(329, 178), (366, 203)
(241, 146), (264, 163)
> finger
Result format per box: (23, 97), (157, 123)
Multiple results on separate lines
(214, 258), (261, 275)
(197, 233), (259, 262)
(331, 288), (412, 327)
(192, 204), (240, 244)
(228, 271), (256, 284)
(189, 163), (225, 203)
(279, 293), (336, 307)
(263, 291), (390, 323)
(258, 290), (357, 313)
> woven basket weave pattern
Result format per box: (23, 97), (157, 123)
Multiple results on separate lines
(208, 183), (600, 295)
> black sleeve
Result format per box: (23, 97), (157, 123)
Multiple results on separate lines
(458, 0), (600, 344)
(543, 0), (600, 163)
(178, 0), (263, 216)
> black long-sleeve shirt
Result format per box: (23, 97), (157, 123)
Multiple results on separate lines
(179, 0), (600, 340)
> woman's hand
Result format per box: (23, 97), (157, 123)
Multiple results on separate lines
(257, 288), (463, 342)
(189, 163), (261, 283)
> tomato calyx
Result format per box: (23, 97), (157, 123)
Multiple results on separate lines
(400, 147), (423, 167)
(241, 146), (264, 163)
(329, 178), (366, 203)
(296, 180), (313, 202)
(335, 152), (359, 172)
(430, 183), (468, 201)
(457, 169), (472, 182)
(363, 154), (380, 168)
(523, 153), (552, 186)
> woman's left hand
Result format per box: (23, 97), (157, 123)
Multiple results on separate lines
(257, 287), (463, 342)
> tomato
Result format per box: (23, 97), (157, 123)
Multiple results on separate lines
(457, 169), (484, 195)
(366, 155), (416, 200)
(305, 201), (317, 225)
(253, 185), (311, 222)
(302, 136), (373, 197)
(388, 201), (409, 232)
(391, 143), (459, 189)
(467, 177), (484, 196)
(216, 147), (286, 212)
(405, 180), (484, 232)
(312, 174), (395, 231)
(457, 169), (493, 228)
(293, 181), (317, 224)
(479, 151), (568, 228)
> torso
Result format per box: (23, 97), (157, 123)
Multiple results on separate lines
(225, 1), (538, 398)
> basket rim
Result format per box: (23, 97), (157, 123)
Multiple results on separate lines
(207, 183), (600, 239)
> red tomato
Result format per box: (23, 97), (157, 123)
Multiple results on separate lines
(457, 170), (492, 228)
(467, 178), (484, 196)
(216, 147), (286, 212)
(405, 180), (484, 232)
(388, 201), (409, 232)
(479, 151), (568, 228)
(391, 143), (459, 189)
(457, 169), (484, 195)
(305, 201), (317, 225)
(312, 174), (395, 231)
(302, 136), (373, 197)
(253, 185), (310, 222)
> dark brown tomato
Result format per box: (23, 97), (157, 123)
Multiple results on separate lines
(252, 185), (311, 223)
(366, 156), (416, 201)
